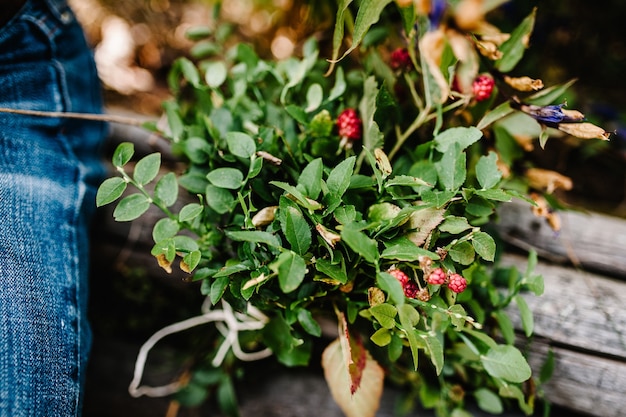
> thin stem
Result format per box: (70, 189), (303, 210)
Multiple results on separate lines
(0, 107), (151, 126)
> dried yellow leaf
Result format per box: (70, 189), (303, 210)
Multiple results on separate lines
(557, 122), (610, 140)
(503, 75), (544, 92)
(526, 168), (573, 194)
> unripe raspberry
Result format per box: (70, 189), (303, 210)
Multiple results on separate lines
(390, 47), (412, 71)
(472, 75), (495, 102)
(447, 273), (467, 293)
(337, 108), (362, 141)
(389, 268), (409, 285)
(427, 267), (447, 285)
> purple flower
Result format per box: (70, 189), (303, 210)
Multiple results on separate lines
(428, 0), (447, 29)
(511, 99), (583, 127)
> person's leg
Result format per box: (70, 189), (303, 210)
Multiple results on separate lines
(0, 1), (106, 415)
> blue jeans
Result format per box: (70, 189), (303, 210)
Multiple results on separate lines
(0, 1), (105, 415)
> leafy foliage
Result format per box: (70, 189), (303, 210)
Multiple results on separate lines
(96, 1), (609, 416)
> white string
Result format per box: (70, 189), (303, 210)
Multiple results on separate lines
(128, 299), (272, 398)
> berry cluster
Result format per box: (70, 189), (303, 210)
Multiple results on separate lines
(389, 269), (419, 298)
(472, 75), (495, 102)
(390, 267), (468, 298)
(427, 267), (468, 294)
(336, 108), (362, 141)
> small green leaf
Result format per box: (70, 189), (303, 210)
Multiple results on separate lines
(174, 235), (199, 252)
(380, 237), (439, 262)
(449, 241), (475, 265)
(305, 83), (323, 112)
(163, 101), (184, 142)
(152, 218), (180, 242)
(210, 276), (230, 304)
(439, 216), (471, 234)
(472, 231), (496, 262)
(399, 304), (421, 370)
(182, 250), (201, 272)
(326, 156), (356, 197)
(370, 328), (392, 347)
(112, 142), (134, 167)
(434, 127), (483, 153)
(271, 251), (307, 293)
(179, 57), (201, 87)
(436, 144), (466, 191)
(204, 61), (227, 88)
(421, 333), (444, 375)
(226, 230), (280, 248)
(334, 0), (393, 63)
(477, 101), (514, 130)
(474, 388), (504, 414)
(279, 197), (312, 256)
(297, 309), (322, 337)
(369, 303), (397, 329)
(496, 8), (536, 73)
(113, 193), (151, 221)
(96, 177), (127, 207)
(481, 345), (532, 383)
(154, 172), (178, 207)
(179, 203), (204, 222)
(315, 258), (348, 284)
(133, 153), (161, 185)
(298, 158), (323, 200)
(205, 185), (234, 214)
(476, 151), (502, 189)
(515, 294), (534, 337)
(493, 310), (515, 345)
(341, 224), (379, 264)
(226, 132), (256, 158)
(207, 167), (244, 190)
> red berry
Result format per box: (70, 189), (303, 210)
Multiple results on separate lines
(337, 108), (362, 141)
(403, 280), (419, 298)
(447, 273), (467, 293)
(472, 75), (495, 102)
(389, 269), (419, 298)
(427, 268), (446, 285)
(390, 47), (412, 71)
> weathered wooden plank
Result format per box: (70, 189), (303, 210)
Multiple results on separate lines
(496, 200), (626, 279)
(502, 253), (626, 359)
(501, 253), (626, 416)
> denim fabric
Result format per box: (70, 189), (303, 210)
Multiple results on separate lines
(0, 0), (106, 416)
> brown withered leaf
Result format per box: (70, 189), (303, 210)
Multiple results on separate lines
(368, 287), (386, 306)
(316, 224), (341, 248)
(251, 206), (278, 228)
(476, 40), (503, 60)
(156, 253), (173, 274)
(504, 75), (544, 92)
(557, 122), (611, 140)
(406, 206), (446, 246)
(525, 168), (573, 194)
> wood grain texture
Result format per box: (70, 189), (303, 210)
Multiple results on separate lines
(496, 201), (626, 279)
(502, 253), (626, 416)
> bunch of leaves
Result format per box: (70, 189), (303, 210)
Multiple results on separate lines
(96, 1), (607, 416)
